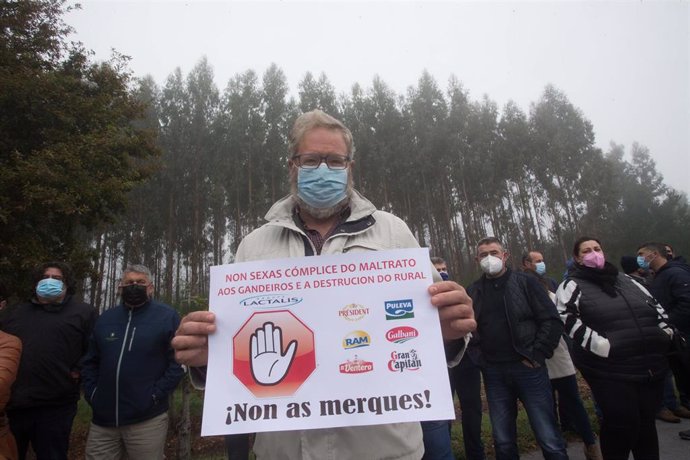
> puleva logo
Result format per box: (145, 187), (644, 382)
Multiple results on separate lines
(338, 303), (370, 321)
(342, 330), (371, 349)
(385, 326), (419, 344)
(239, 294), (303, 308)
(339, 355), (374, 374)
(385, 299), (414, 320)
(388, 349), (422, 372)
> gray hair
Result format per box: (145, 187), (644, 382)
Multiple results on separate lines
(123, 264), (152, 281)
(476, 236), (504, 251)
(288, 109), (355, 158)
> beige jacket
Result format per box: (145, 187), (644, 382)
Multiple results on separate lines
(0, 331), (22, 460)
(237, 191), (425, 460)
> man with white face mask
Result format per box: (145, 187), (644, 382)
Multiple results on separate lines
(469, 237), (566, 460)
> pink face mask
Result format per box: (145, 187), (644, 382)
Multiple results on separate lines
(582, 251), (605, 269)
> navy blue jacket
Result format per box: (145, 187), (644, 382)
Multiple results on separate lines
(81, 300), (184, 427)
(649, 261), (690, 335)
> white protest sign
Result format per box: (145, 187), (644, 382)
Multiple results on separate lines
(201, 247), (455, 436)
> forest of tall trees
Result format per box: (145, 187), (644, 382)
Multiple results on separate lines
(2, 1), (689, 311)
(79, 59), (690, 311)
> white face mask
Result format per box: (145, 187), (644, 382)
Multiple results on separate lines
(480, 254), (504, 276)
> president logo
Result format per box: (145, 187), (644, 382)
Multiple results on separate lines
(239, 294), (303, 308)
(342, 330), (371, 349)
(388, 349), (422, 372)
(385, 326), (419, 344)
(338, 303), (370, 321)
(339, 355), (374, 374)
(385, 299), (414, 320)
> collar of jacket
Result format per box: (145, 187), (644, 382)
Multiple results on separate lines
(264, 190), (376, 226)
(31, 294), (71, 312)
(121, 299), (152, 312)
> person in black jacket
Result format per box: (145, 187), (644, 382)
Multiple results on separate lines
(638, 241), (690, 439)
(81, 264), (184, 460)
(558, 237), (673, 460)
(2, 261), (97, 460)
(470, 237), (566, 460)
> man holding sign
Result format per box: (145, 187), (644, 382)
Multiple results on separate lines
(172, 110), (475, 459)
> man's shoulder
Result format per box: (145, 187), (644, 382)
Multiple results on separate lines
(510, 270), (531, 285)
(64, 297), (96, 313)
(145, 300), (180, 320)
(656, 261), (690, 282)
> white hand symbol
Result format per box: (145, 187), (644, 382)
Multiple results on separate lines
(250, 322), (298, 385)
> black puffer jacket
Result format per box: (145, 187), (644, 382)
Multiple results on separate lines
(470, 269), (563, 366)
(557, 268), (671, 382)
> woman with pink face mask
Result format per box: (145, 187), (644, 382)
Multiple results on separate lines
(556, 236), (673, 460)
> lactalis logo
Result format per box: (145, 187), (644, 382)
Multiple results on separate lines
(239, 294), (303, 308)
(342, 330), (371, 349)
(385, 299), (414, 320)
(339, 355), (374, 374)
(338, 303), (370, 321)
(385, 326), (419, 344)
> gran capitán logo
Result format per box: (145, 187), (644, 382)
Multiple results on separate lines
(387, 349), (422, 372)
(339, 355), (374, 374)
(338, 303), (370, 321)
(342, 330), (371, 349)
(385, 326), (419, 344)
(385, 299), (414, 320)
(239, 294), (303, 308)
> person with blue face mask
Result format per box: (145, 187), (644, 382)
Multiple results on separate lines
(521, 251), (558, 293)
(1, 262), (97, 460)
(523, 249), (602, 459)
(431, 256), (450, 281)
(172, 109), (477, 460)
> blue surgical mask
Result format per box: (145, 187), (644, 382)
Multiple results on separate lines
(440, 272), (449, 281)
(637, 255), (650, 270)
(36, 278), (64, 300)
(297, 164), (348, 209)
(535, 262), (546, 276)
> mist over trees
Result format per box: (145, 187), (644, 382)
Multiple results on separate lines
(2, 0), (689, 307)
(82, 62), (690, 306)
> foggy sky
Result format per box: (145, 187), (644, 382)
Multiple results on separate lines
(66, 1), (690, 194)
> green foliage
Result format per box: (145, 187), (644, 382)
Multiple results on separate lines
(0, 0), (159, 296)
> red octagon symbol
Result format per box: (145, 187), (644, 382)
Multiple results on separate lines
(233, 310), (316, 398)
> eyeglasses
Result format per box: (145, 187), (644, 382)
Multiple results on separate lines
(42, 274), (64, 281)
(292, 154), (351, 170)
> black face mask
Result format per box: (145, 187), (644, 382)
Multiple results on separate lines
(121, 284), (149, 307)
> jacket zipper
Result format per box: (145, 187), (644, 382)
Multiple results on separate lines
(115, 309), (133, 427)
(128, 327), (137, 351)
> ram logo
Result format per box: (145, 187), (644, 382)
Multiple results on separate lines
(342, 330), (371, 349)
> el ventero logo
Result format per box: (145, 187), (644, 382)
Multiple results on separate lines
(385, 299), (414, 320)
(339, 355), (374, 374)
(239, 294), (303, 308)
(388, 349), (422, 372)
(342, 330), (371, 349)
